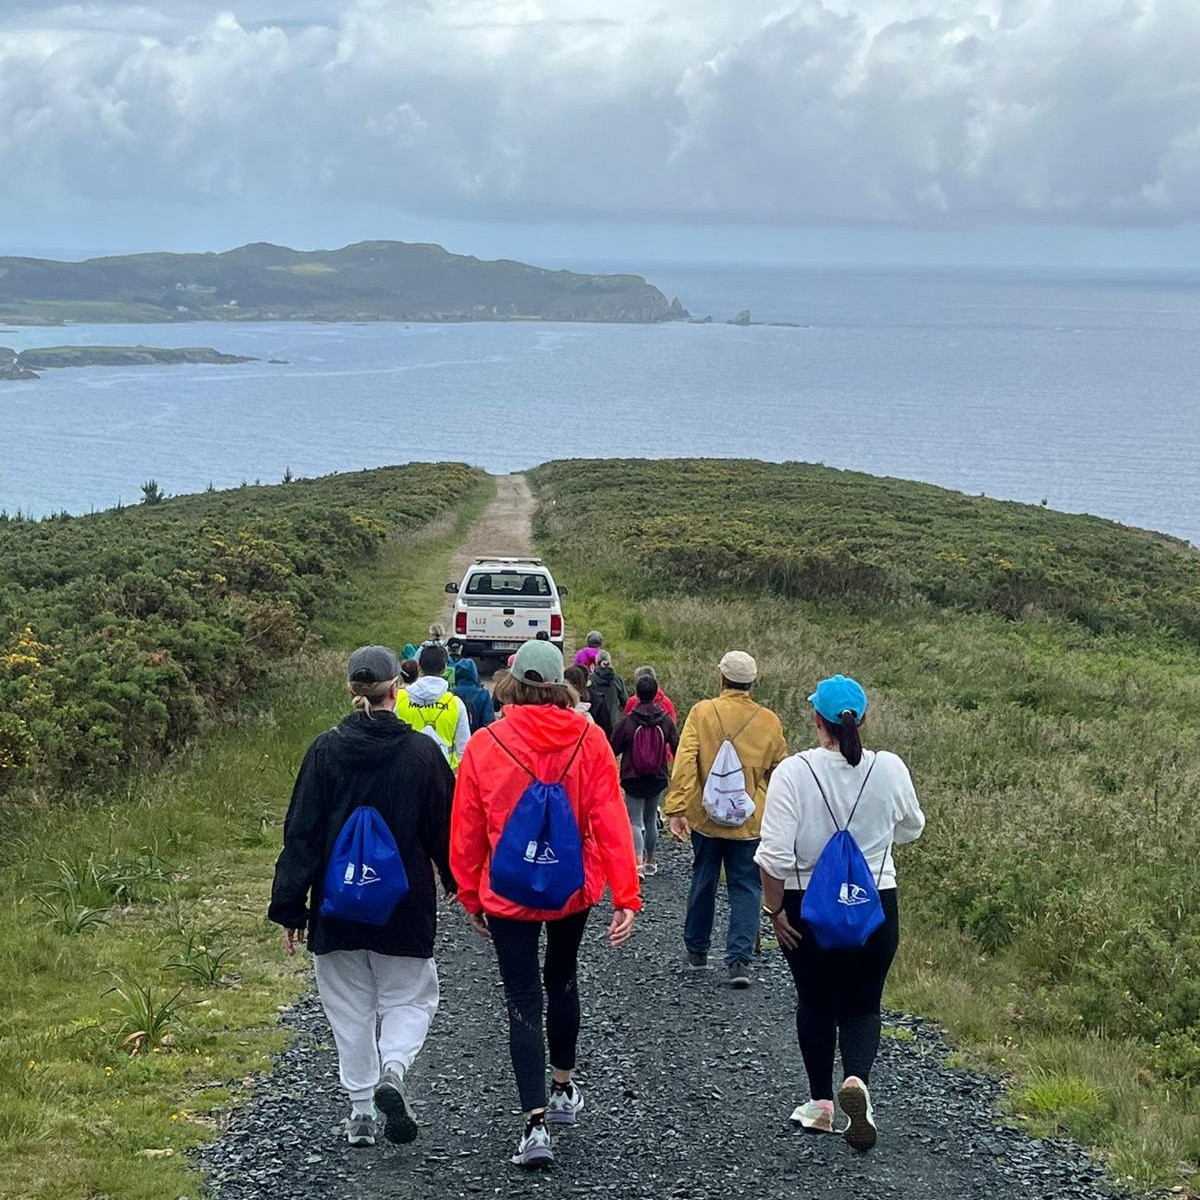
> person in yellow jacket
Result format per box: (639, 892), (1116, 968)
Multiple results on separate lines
(395, 645), (471, 770)
(664, 650), (787, 988)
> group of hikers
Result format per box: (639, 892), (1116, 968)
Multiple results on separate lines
(269, 627), (925, 1168)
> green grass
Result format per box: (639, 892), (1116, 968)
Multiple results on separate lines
(0, 473), (492, 1200)
(530, 458), (1200, 1192)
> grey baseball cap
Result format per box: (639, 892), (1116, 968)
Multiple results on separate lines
(347, 644), (400, 684)
(512, 639), (565, 686)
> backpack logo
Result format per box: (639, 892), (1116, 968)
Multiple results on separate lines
(524, 841), (560, 866)
(320, 807), (409, 926)
(839, 882), (872, 906)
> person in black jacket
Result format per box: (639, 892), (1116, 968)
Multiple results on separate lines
(269, 644), (457, 1149)
(588, 651), (630, 737)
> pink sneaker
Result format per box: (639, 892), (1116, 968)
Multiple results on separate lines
(789, 1099), (835, 1133)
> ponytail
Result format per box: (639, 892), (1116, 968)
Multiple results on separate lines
(837, 710), (863, 767)
(818, 710), (863, 766)
(349, 679), (394, 718)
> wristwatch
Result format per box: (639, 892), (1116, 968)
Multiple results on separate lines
(761, 902), (784, 918)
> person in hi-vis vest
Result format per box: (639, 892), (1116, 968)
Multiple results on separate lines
(395, 644), (470, 770)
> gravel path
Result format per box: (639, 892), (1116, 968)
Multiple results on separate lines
(196, 838), (1116, 1199)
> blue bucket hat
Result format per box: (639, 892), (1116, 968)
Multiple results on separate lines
(809, 674), (868, 725)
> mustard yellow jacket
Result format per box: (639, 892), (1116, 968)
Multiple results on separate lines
(663, 689), (788, 840)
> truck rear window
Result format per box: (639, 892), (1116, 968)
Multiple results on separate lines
(466, 571), (552, 597)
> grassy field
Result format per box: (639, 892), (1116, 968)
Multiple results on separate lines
(530, 458), (1200, 1192)
(0, 475), (493, 1200)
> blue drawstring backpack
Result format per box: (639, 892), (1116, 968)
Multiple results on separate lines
(319, 806), (409, 925)
(487, 728), (588, 911)
(799, 753), (887, 950)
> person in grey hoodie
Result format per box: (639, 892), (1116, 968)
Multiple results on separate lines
(395, 644), (471, 768)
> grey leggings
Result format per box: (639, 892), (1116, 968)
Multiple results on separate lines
(624, 790), (663, 859)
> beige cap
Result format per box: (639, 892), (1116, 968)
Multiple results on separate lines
(719, 650), (758, 684)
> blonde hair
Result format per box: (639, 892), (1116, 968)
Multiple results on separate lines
(428, 623), (446, 641)
(349, 678), (396, 716)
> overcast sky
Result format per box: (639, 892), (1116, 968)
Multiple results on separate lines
(3, 0), (1200, 267)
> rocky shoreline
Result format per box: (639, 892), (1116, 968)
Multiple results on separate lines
(0, 344), (256, 380)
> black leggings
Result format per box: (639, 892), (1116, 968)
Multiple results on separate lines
(781, 888), (900, 1101)
(488, 908), (590, 1112)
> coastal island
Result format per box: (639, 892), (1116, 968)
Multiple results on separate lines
(0, 345), (256, 380)
(0, 241), (689, 326)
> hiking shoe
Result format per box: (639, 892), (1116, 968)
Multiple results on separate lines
(345, 1110), (379, 1147)
(546, 1081), (584, 1125)
(837, 1076), (877, 1150)
(511, 1123), (553, 1167)
(790, 1099), (836, 1133)
(686, 951), (708, 969)
(728, 961), (751, 988)
(374, 1066), (419, 1145)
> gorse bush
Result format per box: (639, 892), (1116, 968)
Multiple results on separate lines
(532, 458), (1200, 640)
(0, 463), (481, 792)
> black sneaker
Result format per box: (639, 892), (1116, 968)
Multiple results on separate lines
(728, 961), (751, 988)
(375, 1067), (419, 1144)
(687, 951), (708, 969)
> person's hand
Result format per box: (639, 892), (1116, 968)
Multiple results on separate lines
(771, 909), (803, 951)
(608, 908), (635, 947)
(282, 927), (306, 956)
(467, 910), (492, 940)
(669, 816), (691, 841)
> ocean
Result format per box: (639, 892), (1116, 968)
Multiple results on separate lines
(2, 263), (1198, 543)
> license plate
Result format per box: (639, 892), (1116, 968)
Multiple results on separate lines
(491, 642), (519, 651)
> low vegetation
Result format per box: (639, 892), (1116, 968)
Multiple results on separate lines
(0, 473), (493, 1200)
(0, 463), (480, 794)
(531, 458), (1200, 1191)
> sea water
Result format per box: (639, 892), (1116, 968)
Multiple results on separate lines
(1, 264), (1198, 543)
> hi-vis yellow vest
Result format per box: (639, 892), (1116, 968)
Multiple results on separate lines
(395, 691), (460, 769)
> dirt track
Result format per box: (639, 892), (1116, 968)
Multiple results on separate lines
(437, 473), (535, 629)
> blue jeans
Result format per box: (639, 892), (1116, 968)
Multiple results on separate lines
(683, 832), (762, 967)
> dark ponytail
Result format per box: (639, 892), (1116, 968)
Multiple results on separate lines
(819, 710), (863, 766)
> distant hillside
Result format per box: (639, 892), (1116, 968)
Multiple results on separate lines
(0, 241), (688, 325)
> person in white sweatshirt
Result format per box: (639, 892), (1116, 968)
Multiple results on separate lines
(755, 674), (925, 1150)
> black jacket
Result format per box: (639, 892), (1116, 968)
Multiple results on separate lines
(588, 667), (630, 738)
(610, 703), (680, 798)
(268, 710), (456, 957)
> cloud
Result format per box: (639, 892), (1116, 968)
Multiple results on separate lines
(3, 0), (1200, 237)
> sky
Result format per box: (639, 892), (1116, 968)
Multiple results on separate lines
(3, 0), (1200, 268)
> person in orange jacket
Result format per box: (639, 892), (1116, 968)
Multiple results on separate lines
(451, 639), (641, 1169)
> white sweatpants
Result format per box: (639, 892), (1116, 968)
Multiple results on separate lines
(312, 951), (440, 1103)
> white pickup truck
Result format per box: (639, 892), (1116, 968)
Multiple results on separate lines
(445, 557), (567, 662)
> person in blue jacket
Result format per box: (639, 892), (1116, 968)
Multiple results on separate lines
(452, 657), (496, 733)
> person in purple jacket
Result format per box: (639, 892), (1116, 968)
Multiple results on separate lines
(572, 631), (604, 673)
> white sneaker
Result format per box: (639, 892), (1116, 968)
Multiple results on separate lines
(837, 1076), (877, 1150)
(789, 1099), (835, 1133)
(546, 1081), (584, 1125)
(511, 1122), (553, 1167)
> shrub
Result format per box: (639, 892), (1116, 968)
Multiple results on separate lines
(0, 464), (481, 793)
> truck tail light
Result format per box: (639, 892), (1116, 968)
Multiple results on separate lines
(550, 614), (562, 639)
(455, 611), (467, 636)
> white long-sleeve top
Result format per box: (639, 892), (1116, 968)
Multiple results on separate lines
(754, 747), (925, 890)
